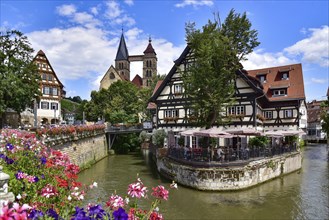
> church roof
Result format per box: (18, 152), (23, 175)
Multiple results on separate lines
(131, 74), (143, 88)
(143, 38), (156, 55)
(115, 33), (129, 61)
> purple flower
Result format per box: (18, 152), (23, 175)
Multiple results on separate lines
(5, 156), (14, 164)
(88, 204), (107, 219)
(113, 207), (128, 220)
(34, 176), (39, 183)
(28, 209), (44, 219)
(46, 209), (59, 220)
(6, 143), (14, 151)
(40, 157), (47, 165)
(72, 207), (90, 220)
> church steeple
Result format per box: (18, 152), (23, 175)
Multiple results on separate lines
(115, 32), (129, 61)
(142, 36), (157, 87)
(115, 32), (130, 81)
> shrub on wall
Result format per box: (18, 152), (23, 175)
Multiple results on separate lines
(152, 129), (167, 147)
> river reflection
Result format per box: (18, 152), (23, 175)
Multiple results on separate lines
(79, 144), (329, 220)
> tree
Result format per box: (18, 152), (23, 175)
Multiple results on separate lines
(320, 97), (329, 143)
(183, 10), (260, 129)
(0, 30), (41, 127)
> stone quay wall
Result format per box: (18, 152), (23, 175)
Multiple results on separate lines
(48, 134), (108, 168)
(156, 150), (302, 191)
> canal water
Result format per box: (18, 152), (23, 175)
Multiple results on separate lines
(78, 144), (329, 220)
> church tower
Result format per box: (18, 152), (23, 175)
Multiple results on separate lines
(115, 32), (130, 81)
(142, 37), (157, 87)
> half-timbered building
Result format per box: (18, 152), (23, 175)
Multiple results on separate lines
(33, 50), (64, 125)
(149, 46), (307, 136)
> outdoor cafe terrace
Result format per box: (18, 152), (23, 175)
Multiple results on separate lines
(166, 128), (305, 167)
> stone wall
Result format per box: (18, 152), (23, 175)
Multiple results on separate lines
(156, 151), (302, 191)
(51, 134), (108, 168)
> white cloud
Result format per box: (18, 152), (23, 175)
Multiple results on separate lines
(311, 78), (328, 84)
(284, 26), (329, 67)
(105, 1), (122, 19)
(90, 7), (99, 15)
(56, 4), (76, 16)
(124, 0), (134, 6)
(242, 49), (296, 70)
(113, 14), (135, 26)
(175, 0), (214, 8)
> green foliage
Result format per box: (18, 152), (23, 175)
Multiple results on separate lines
(178, 136), (185, 146)
(249, 136), (269, 148)
(320, 99), (329, 137)
(112, 133), (140, 154)
(183, 10), (259, 128)
(152, 129), (167, 147)
(0, 30), (41, 119)
(139, 130), (151, 142)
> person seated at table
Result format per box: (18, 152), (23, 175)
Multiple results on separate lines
(217, 147), (224, 162)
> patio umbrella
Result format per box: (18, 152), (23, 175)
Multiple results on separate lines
(180, 128), (202, 136)
(224, 127), (262, 136)
(264, 130), (284, 137)
(193, 127), (234, 138)
(281, 130), (306, 136)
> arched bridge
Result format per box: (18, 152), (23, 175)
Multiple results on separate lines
(105, 123), (152, 149)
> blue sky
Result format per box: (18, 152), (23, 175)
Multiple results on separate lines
(1, 0), (328, 101)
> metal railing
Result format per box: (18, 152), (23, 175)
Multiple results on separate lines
(167, 144), (298, 163)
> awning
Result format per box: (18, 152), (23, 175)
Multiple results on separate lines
(264, 130), (306, 137)
(180, 128), (202, 136)
(224, 127), (262, 136)
(193, 127), (234, 138)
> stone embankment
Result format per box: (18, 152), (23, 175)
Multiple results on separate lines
(44, 134), (108, 169)
(156, 149), (302, 191)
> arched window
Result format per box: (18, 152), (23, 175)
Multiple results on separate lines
(110, 72), (115, 79)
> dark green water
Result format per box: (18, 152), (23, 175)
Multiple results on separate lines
(78, 144), (329, 220)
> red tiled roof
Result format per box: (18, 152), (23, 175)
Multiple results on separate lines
(147, 80), (163, 109)
(307, 100), (328, 123)
(247, 64), (305, 101)
(131, 74), (143, 88)
(143, 39), (156, 54)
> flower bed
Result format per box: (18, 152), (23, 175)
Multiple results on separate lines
(0, 129), (177, 219)
(36, 124), (105, 142)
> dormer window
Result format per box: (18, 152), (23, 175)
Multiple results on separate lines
(273, 89), (287, 96)
(259, 75), (266, 83)
(282, 72), (289, 80)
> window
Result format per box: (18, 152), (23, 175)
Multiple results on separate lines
(42, 64), (46, 68)
(42, 73), (47, 80)
(52, 88), (58, 96)
(282, 72), (289, 80)
(174, 84), (183, 95)
(164, 109), (179, 118)
(146, 60), (151, 68)
(259, 75), (266, 83)
(284, 109), (293, 118)
(110, 72), (115, 79)
(264, 111), (273, 119)
(43, 86), (50, 95)
(273, 89), (286, 96)
(41, 102), (49, 109)
(48, 75), (53, 81)
(228, 106), (245, 116)
(51, 102), (58, 110)
(146, 70), (152, 77)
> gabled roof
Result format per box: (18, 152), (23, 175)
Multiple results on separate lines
(143, 38), (156, 55)
(247, 64), (305, 101)
(115, 33), (129, 61)
(147, 80), (163, 109)
(34, 50), (64, 88)
(150, 46), (190, 101)
(131, 74), (143, 88)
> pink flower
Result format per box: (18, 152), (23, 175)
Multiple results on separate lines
(127, 179), (147, 199)
(106, 194), (125, 210)
(151, 185), (169, 200)
(0, 205), (14, 220)
(11, 203), (30, 220)
(40, 184), (58, 198)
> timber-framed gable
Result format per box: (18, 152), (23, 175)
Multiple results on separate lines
(150, 46), (306, 132)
